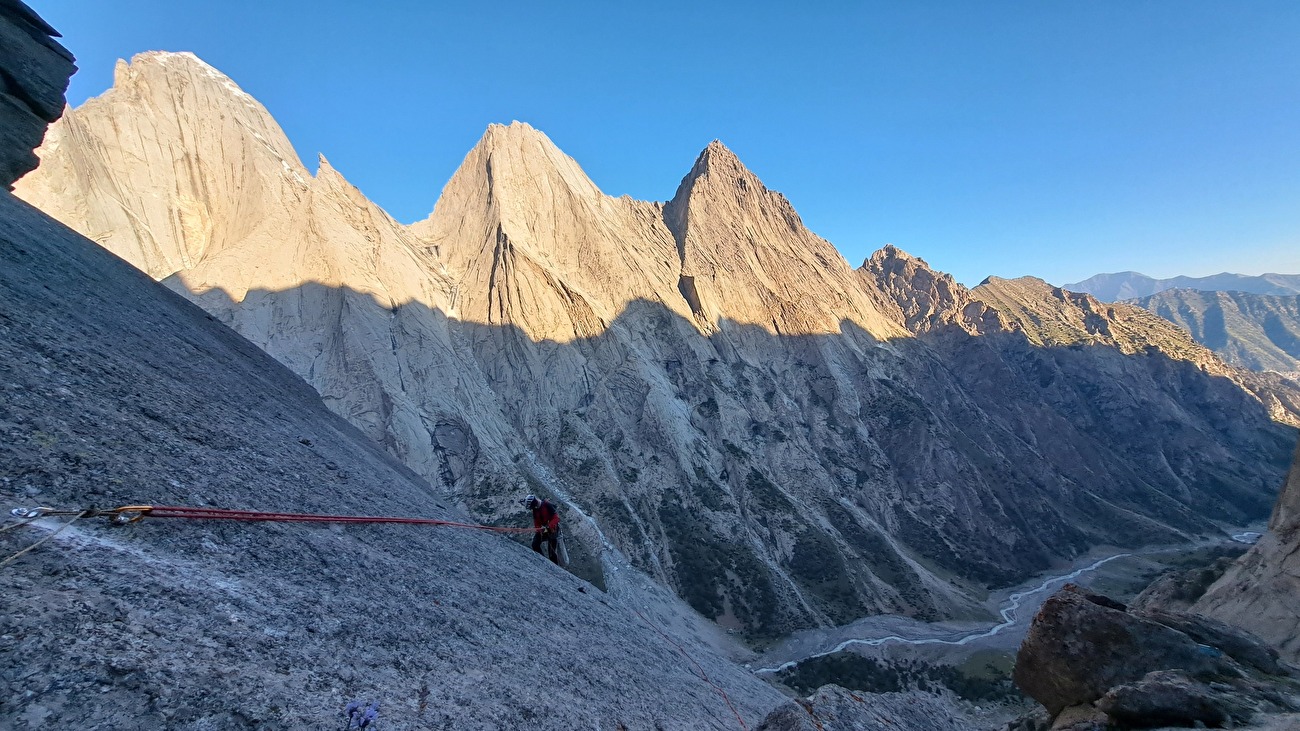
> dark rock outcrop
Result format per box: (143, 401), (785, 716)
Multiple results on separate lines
(1013, 584), (1300, 729)
(754, 685), (972, 731)
(1096, 670), (1249, 728)
(1131, 552), (1241, 613)
(1013, 585), (1227, 715)
(0, 0), (74, 188)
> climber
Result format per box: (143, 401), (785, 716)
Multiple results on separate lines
(523, 493), (561, 565)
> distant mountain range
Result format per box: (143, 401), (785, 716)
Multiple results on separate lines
(1063, 272), (1300, 302)
(1130, 289), (1300, 376)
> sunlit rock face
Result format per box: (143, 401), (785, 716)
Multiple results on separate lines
(18, 52), (1300, 638)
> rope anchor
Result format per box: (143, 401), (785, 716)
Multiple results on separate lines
(9, 505), (152, 523)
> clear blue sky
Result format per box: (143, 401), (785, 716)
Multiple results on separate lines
(31, 1), (1300, 286)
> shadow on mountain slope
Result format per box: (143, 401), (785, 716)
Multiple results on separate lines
(171, 280), (1297, 640)
(0, 191), (788, 729)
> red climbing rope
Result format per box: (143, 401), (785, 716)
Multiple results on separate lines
(631, 607), (750, 731)
(8, 504), (538, 533)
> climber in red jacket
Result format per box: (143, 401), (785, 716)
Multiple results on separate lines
(523, 494), (561, 565)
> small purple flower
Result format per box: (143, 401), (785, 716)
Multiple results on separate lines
(342, 700), (364, 730)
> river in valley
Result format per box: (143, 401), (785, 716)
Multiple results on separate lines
(750, 529), (1260, 675)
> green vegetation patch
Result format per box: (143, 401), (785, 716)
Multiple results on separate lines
(744, 469), (794, 512)
(658, 495), (788, 638)
(778, 652), (1021, 703)
(825, 504), (936, 619)
(788, 529), (864, 624)
(658, 499), (728, 618)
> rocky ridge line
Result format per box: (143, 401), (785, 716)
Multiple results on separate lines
(1063, 271), (1300, 301)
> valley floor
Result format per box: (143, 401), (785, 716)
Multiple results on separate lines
(751, 528), (1261, 676)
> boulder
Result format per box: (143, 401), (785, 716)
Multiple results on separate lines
(1014, 584), (1229, 715)
(1138, 609), (1284, 676)
(1048, 704), (1109, 731)
(1096, 670), (1246, 728)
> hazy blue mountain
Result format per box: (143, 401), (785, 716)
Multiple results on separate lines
(1064, 271), (1300, 302)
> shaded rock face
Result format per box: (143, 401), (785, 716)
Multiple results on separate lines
(16, 52), (1300, 639)
(1012, 584), (1299, 728)
(1196, 436), (1300, 664)
(1131, 289), (1300, 374)
(754, 685), (972, 731)
(1096, 670), (1248, 728)
(1130, 550), (1242, 614)
(0, 0), (74, 188)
